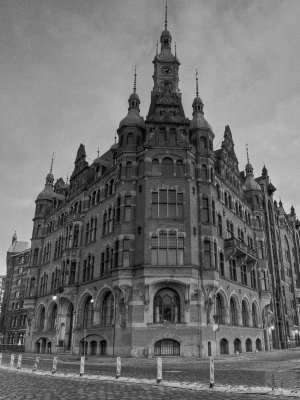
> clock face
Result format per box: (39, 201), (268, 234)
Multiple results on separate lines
(161, 65), (172, 74)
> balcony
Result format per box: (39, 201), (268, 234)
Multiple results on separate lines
(224, 237), (258, 266)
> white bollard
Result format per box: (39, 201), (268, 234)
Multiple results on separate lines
(0, 353), (2, 366)
(32, 357), (40, 372)
(209, 356), (214, 388)
(157, 357), (162, 383)
(10, 354), (15, 369)
(116, 357), (121, 378)
(52, 357), (58, 374)
(17, 354), (22, 369)
(79, 356), (85, 376)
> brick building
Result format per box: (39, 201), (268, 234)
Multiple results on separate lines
(1, 233), (30, 351)
(22, 6), (300, 357)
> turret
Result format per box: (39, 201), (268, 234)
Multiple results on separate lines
(118, 67), (145, 149)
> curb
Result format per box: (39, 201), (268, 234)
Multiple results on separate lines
(0, 365), (299, 397)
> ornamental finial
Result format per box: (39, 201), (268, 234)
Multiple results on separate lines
(133, 65), (137, 93)
(196, 69), (199, 98)
(165, 0), (168, 30)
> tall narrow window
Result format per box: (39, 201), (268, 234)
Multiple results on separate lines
(123, 238), (130, 268)
(219, 252), (225, 276)
(201, 198), (209, 222)
(175, 160), (183, 177)
(152, 159), (160, 175)
(101, 292), (114, 326)
(241, 264), (247, 286)
(201, 164), (208, 181)
(126, 161), (132, 178)
(230, 259), (237, 281)
(162, 158), (174, 177)
(218, 214), (223, 236)
(204, 240), (211, 268)
(124, 195), (132, 221)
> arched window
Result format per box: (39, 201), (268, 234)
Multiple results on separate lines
(242, 300), (249, 326)
(216, 294), (225, 324)
(246, 338), (252, 352)
(39, 307), (45, 332)
(169, 128), (176, 143)
(201, 164), (208, 181)
(152, 159), (160, 175)
(234, 338), (242, 353)
(153, 288), (180, 323)
(252, 303), (258, 327)
(162, 158), (174, 177)
(50, 304), (58, 332)
(83, 296), (94, 328)
(200, 136), (207, 149)
(230, 298), (238, 325)
(101, 292), (114, 326)
(154, 339), (180, 356)
(126, 162), (132, 178)
(220, 338), (229, 354)
(127, 133), (134, 145)
(175, 160), (183, 177)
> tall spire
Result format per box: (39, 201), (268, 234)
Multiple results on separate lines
(165, 0), (168, 30)
(50, 152), (54, 174)
(133, 65), (137, 94)
(196, 69), (199, 98)
(246, 142), (249, 164)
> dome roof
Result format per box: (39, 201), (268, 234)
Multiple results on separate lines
(129, 92), (140, 101)
(37, 186), (54, 201)
(119, 108), (145, 129)
(243, 175), (261, 191)
(110, 143), (118, 152)
(190, 112), (212, 131)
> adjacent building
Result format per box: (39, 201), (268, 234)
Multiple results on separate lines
(1, 233), (30, 350)
(2, 7), (297, 357)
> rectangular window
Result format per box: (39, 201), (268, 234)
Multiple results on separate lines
(214, 242), (218, 269)
(230, 259), (237, 281)
(204, 240), (211, 268)
(218, 214), (222, 236)
(241, 265), (247, 286)
(152, 192), (159, 218)
(124, 196), (132, 221)
(152, 189), (184, 219)
(212, 200), (216, 224)
(201, 198), (209, 223)
(33, 248), (39, 266)
(219, 252), (225, 276)
(250, 269), (257, 289)
(160, 190), (168, 217)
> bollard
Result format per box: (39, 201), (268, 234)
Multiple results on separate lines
(0, 353), (2, 366)
(10, 354), (15, 369)
(79, 356), (85, 376)
(116, 357), (121, 379)
(17, 354), (22, 369)
(32, 357), (40, 372)
(156, 357), (162, 383)
(209, 356), (214, 388)
(52, 357), (58, 374)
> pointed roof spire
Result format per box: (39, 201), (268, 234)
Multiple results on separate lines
(50, 152), (54, 174)
(156, 40), (158, 56)
(165, 0), (168, 30)
(175, 42), (177, 57)
(97, 147), (100, 158)
(246, 142), (249, 164)
(133, 65), (137, 94)
(196, 69), (199, 98)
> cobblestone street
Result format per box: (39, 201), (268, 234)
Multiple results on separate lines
(0, 368), (296, 400)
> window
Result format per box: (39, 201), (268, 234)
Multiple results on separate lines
(219, 252), (225, 276)
(153, 288), (180, 323)
(175, 160), (183, 177)
(201, 164), (208, 181)
(73, 225), (80, 247)
(218, 214), (223, 236)
(151, 230), (184, 266)
(83, 296), (94, 328)
(200, 136), (207, 149)
(124, 195), (132, 221)
(126, 161), (133, 178)
(229, 259), (237, 281)
(252, 303), (258, 327)
(162, 158), (174, 177)
(212, 200), (216, 224)
(216, 184), (221, 200)
(101, 292), (114, 326)
(250, 269), (257, 289)
(39, 307), (45, 332)
(214, 242), (218, 269)
(241, 265), (247, 286)
(138, 160), (145, 176)
(204, 240), (211, 268)
(230, 298), (238, 325)
(151, 189), (183, 219)
(242, 301), (249, 326)
(50, 304), (58, 332)
(69, 262), (76, 285)
(152, 159), (160, 175)
(123, 238), (130, 268)
(215, 294), (225, 324)
(201, 198), (209, 222)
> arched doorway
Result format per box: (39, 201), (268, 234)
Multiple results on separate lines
(154, 339), (180, 356)
(100, 340), (107, 356)
(234, 338), (242, 353)
(220, 338), (229, 354)
(91, 341), (97, 355)
(246, 338), (252, 352)
(256, 338), (262, 351)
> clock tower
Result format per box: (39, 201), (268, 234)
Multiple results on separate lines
(146, 2), (186, 122)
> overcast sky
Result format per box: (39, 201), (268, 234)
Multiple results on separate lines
(1, 0), (300, 274)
